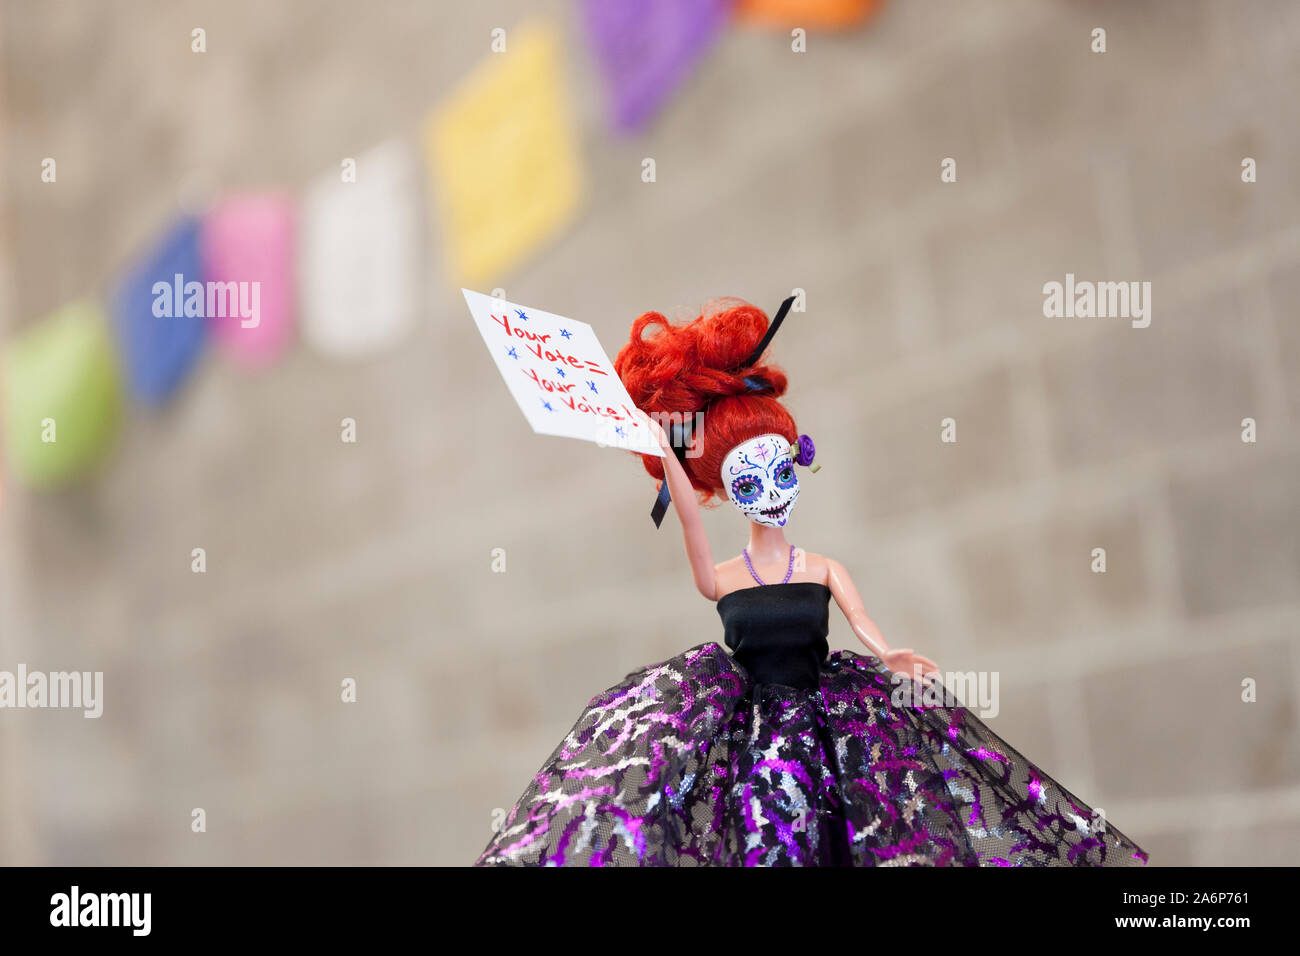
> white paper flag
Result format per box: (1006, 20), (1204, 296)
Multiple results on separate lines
(462, 288), (664, 456)
(299, 140), (421, 359)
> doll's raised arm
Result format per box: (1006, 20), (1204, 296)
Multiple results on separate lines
(648, 419), (718, 601)
(827, 558), (938, 678)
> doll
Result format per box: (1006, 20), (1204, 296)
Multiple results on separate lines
(475, 297), (1148, 867)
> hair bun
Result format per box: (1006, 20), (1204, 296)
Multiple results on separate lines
(615, 299), (788, 419)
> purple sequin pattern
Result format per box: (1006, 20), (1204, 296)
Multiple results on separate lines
(475, 643), (1149, 867)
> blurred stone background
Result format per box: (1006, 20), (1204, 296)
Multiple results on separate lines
(1, 0), (1297, 865)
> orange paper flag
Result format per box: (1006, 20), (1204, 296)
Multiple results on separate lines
(737, 0), (887, 30)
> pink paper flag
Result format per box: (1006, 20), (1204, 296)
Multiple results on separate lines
(200, 194), (296, 366)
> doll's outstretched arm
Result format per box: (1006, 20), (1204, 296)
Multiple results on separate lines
(827, 558), (938, 679)
(650, 420), (718, 600)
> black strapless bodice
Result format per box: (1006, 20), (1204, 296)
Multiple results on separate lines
(716, 582), (831, 690)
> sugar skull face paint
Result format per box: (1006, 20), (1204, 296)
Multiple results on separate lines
(721, 433), (800, 527)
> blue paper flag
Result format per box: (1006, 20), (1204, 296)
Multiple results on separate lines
(111, 217), (208, 405)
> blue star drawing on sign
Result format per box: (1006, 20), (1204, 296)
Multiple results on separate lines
(506, 346), (518, 360)
(586, 380), (598, 394)
(541, 399), (554, 412)
(559, 327), (573, 339)
(515, 309), (529, 321)
(555, 366), (566, 378)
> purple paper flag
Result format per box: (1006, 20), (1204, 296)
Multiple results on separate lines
(581, 0), (731, 133)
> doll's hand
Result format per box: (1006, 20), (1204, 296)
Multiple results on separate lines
(651, 418), (671, 452)
(633, 409), (671, 452)
(881, 648), (939, 684)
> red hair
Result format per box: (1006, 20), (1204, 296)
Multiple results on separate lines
(614, 298), (798, 503)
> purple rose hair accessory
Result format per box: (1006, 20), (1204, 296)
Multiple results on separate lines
(794, 433), (819, 472)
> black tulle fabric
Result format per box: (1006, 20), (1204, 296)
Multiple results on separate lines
(477, 582), (1148, 867)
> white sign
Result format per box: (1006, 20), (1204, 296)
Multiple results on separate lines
(462, 289), (664, 456)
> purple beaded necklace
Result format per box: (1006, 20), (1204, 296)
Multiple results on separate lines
(742, 545), (796, 586)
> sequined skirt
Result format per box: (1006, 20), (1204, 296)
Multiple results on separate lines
(475, 642), (1149, 866)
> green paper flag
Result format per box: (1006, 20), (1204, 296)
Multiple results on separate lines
(2, 300), (123, 487)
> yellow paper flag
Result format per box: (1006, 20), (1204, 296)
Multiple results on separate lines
(425, 22), (583, 287)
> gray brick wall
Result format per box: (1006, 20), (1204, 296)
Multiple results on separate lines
(2, 0), (1297, 866)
